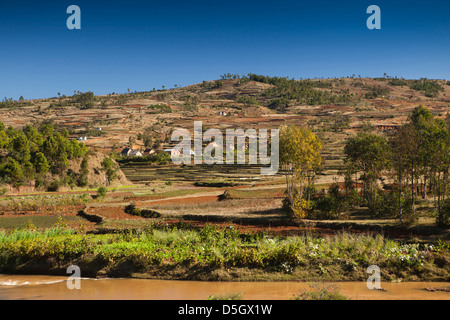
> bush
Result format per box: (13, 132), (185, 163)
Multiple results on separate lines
(97, 186), (107, 199)
(124, 202), (159, 218)
(373, 192), (416, 223)
(207, 292), (243, 300)
(309, 184), (349, 219)
(364, 85), (391, 99)
(47, 180), (60, 192)
(437, 199), (450, 226)
(294, 283), (347, 300)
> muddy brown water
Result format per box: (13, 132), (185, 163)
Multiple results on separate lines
(0, 275), (449, 300)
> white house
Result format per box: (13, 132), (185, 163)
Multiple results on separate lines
(129, 150), (143, 157)
(164, 149), (195, 157)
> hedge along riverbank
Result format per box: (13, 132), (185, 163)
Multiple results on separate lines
(0, 223), (448, 281)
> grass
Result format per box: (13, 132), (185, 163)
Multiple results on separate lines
(123, 188), (210, 201)
(207, 292), (243, 300)
(0, 223), (448, 281)
(0, 215), (85, 230)
(293, 283), (348, 300)
(223, 188), (285, 199)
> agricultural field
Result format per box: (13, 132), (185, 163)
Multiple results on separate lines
(0, 75), (449, 283)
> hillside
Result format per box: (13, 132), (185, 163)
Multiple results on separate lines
(0, 121), (129, 194)
(0, 75), (448, 188)
(1, 76), (448, 154)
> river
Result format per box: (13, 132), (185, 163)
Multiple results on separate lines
(0, 275), (448, 300)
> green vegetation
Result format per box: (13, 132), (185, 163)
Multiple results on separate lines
(71, 91), (95, 109)
(353, 105), (450, 225)
(235, 95), (259, 106)
(293, 283), (347, 300)
(389, 78), (408, 87)
(117, 152), (171, 165)
(124, 202), (160, 218)
(246, 74), (355, 106)
(147, 103), (172, 113)
(364, 85), (391, 99)
(283, 106), (449, 226)
(207, 292), (243, 300)
(97, 186), (107, 199)
(0, 122), (88, 189)
(201, 80), (223, 90)
(0, 223), (447, 281)
(0, 97), (33, 109)
(409, 79), (444, 98)
(101, 157), (119, 185)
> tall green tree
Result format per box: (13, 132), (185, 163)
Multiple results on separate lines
(33, 152), (50, 175)
(389, 124), (419, 222)
(101, 157), (119, 186)
(344, 132), (390, 214)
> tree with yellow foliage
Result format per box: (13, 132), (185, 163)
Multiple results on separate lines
(279, 125), (322, 218)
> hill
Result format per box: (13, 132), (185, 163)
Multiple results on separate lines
(0, 74), (448, 188)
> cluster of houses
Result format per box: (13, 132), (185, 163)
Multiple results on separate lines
(120, 147), (158, 157)
(120, 147), (196, 158)
(120, 141), (248, 158)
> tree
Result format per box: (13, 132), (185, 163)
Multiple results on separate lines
(73, 91), (95, 109)
(101, 157), (119, 186)
(77, 156), (89, 187)
(409, 106), (449, 224)
(97, 186), (107, 199)
(128, 136), (136, 147)
(279, 125), (322, 218)
(33, 152), (50, 175)
(0, 130), (9, 149)
(12, 133), (31, 163)
(344, 132), (390, 214)
(389, 124), (419, 223)
(23, 124), (44, 151)
(0, 158), (23, 184)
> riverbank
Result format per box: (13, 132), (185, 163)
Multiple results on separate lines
(0, 223), (449, 282)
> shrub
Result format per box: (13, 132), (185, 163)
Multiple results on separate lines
(97, 186), (107, 199)
(437, 199), (450, 226)
(47, 180), (60, 192)
(207, 292), (243, 300)
(308, 184), (358, 220)
(364, 85), (391, 99)
(124, 202), (160, 218)
(294, 283), (347, 300)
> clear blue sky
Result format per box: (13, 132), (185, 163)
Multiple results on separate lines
(1, 0), (449, 100)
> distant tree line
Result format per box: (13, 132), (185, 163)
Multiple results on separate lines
(0, 97), (33, 109)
